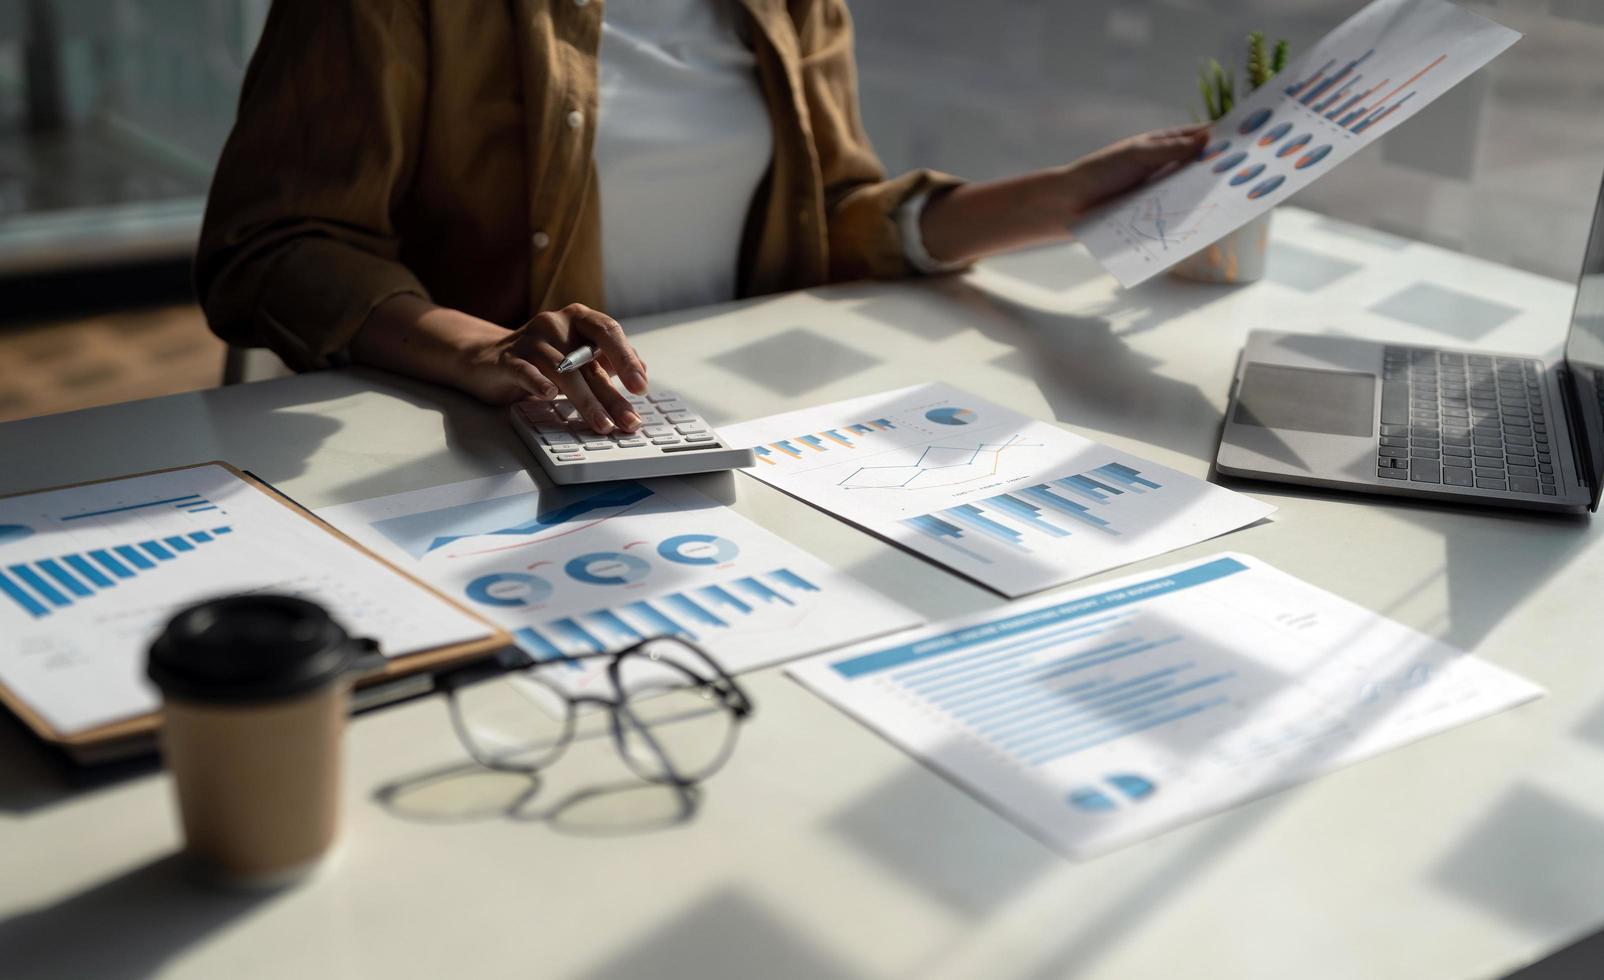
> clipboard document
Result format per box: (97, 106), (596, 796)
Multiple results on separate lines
(0, 464), (496, 737)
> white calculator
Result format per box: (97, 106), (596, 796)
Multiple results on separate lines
(511, 390), (756, 484)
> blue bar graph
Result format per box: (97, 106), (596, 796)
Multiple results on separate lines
(512, 568), (822, 656)
(901, 461), (1164, 559)
(0, 527), (234, 620)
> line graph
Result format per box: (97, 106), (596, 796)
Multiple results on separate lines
(1122, 197), (1217, 252)
(837, 435), (1044, 491)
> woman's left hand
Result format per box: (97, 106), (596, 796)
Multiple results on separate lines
(917, 124), (1211, 266)
(1053, 124), (1212, 215)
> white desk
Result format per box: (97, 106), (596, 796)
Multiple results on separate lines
(2, 208), (1600, 979)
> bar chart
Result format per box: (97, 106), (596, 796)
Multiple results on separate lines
(902, 463), (1163, 562)
(753, 416), (898, 465)
(1284, 47), (1447, 135)
(512, 566), (823, 662)
(0, 525), (233, 619)
(794, 551), (1543, 857)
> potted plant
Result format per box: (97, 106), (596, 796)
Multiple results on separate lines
(1170, 31), (1289, 284)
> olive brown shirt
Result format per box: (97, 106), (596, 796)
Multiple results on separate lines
(196, 0), (961, 370)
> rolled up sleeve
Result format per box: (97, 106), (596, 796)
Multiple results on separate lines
(794, 0), (967, 283)
(195, 0), (430, 370)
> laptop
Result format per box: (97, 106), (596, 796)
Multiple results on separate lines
(1217, 174), (1604, 514)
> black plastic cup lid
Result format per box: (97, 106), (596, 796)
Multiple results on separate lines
(147, 595), (361, 704)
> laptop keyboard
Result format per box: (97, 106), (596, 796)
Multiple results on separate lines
(1378, 347), (1557, 495)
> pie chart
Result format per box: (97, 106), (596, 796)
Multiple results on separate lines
(925, 407), (977, 426)
(1211, 151), (1248, 174)
(657, 533), (740, 565)
(565, 552), (651, 586)
(1257, 121), (1292, 147)
(0, 524), (34, 545)
(1247, 175), (1285, 200)
(1295, 145), (1333, 170)
(1237, 108), (1273, 135)
(464, 572), (553, 608)
(1229, 163), (1266, 186)
(1276, 133), (1312, 158)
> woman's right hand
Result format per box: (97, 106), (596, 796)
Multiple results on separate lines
(462, 303), (649, 432)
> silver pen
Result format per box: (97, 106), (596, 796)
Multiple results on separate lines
(556, 345), (597, 374)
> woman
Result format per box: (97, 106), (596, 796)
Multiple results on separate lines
(197, 0), (1206, 435)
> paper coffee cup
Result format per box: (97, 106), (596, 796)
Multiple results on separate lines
(148, 595), (370, 886)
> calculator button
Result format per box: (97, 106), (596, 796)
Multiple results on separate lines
(617, 438), (648, 448)
(664, 412), (696, 424)
(554, 402), (580, 421)
(684, 433), (716, 443)
(555, 453), (584, 461)
(675, 422), (708, 434)
(651, 437), (681, 445)
(643, 425), (674, 437)
(647, 392), (680, 403)
(546, 443), (581, 453)
(653, 402), (687, 414)
(583, 443), (614, 451)
(541, 433), (576, 445)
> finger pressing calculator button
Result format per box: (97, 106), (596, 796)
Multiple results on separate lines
(675, 422), (707, 434)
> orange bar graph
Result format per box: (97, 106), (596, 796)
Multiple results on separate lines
(1374, 54), (1445, 109)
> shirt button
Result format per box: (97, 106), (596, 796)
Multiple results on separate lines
(532, 231), (550, 250)
(566, 110), (585, 130)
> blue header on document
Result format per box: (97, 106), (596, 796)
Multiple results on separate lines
(830, 556), (1248, 679)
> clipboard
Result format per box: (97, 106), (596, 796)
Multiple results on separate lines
(0, 461), (513, 764)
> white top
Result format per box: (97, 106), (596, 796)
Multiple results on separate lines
(594, 0), (774, 319)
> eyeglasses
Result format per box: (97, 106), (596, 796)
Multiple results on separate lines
(440, 636), (753, 788)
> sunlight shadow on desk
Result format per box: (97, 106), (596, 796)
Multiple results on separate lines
(1431, 783), (1604, 937)
(709, 328), (882, 398)
(0, 854), (278, 980)
(825, 765), (1053, 918)
(0, 709), (159, 816)
(577, 888), (865, 980)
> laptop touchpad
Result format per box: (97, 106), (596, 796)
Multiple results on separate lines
(1234, 363), (1375, 437)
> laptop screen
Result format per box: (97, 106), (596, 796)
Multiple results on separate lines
(1562, 171), (1604, 511)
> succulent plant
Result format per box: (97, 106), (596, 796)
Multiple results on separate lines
(1199, 31), (1291, 121)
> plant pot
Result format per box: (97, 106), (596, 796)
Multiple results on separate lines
(1169, 210), (1272, 284)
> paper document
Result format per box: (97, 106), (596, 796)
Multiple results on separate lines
(319, 473), (920, 694)
(0, 465), (494, 735)
(791, 553), (1543, 858)
(719, 383), (1275, 597)
(1072, 0), (1520, 287)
